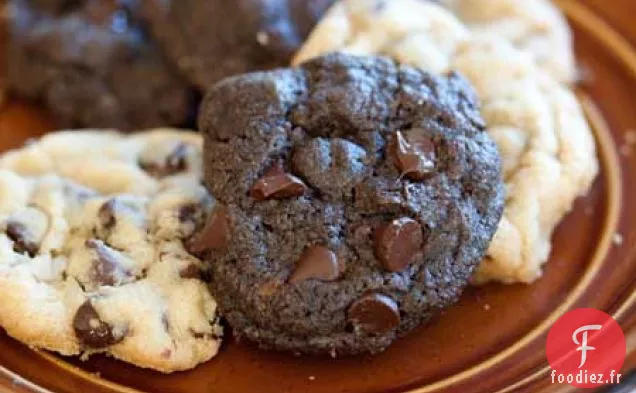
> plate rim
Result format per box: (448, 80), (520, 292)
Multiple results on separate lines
(0, 1), (633, 392)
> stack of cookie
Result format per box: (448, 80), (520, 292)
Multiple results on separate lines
(0, 0), (598, 371)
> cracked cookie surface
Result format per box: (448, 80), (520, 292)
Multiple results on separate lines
(295, 0), (598, 284)
(199, 53), (504, 355)
(0, 129), (222, 373)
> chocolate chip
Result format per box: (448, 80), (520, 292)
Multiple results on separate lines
(6, 222), (39, 257)
(374, 217), (423, 272)
(73, 301), (125, 349)
(165, 144), (189, 172)
(186, 206), (230, 255)
(348, 293), (400, 335)
(97, 199), (137, 232)
(179, 264), (202, 279)
(392, 129), (436, 181)
(5, 207), (49, 257)
(289, 245), (340, 284)
(190, 329), (220, 340)
(139, 143), (189, 178)
(161, 313), (170, 332)
(98, 199), (118, 230)
(178, 204), (198, 223)
(250, 165), (308, 201)
(86, 239), (130, 286)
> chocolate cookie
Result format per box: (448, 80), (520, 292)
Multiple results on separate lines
(25, 0), (81, 13)
(139, 0), (335, 89)
(5, 0), (194, 129)
(199, 53), (504, 355)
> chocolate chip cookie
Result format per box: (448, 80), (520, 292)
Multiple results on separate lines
(199, 53), (504, 355)
(0, 130), (222, 373)
(139, 0), (335, 88)
(440, 0), (577, 83)
(5, 0), (194, 129)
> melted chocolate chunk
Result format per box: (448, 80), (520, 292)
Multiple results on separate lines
(186, 206), (230, 255)
(289, 245), (340, 284)
(179, 264), (202, 280)
(73, 301), (125, 349)
(6, 221), (40, 257)
(5, 207), (49, 257)
(86, 239), (130, 286)
(348, 293), (400, 335)
(250, 165), (308, 201)
(374, 218), (423, 272)
(392, 129), (436, 181)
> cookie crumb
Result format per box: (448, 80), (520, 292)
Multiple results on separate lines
(483, 304), (491, 311)
(613, 233), (624, 246)
(256, 31), (269, 46)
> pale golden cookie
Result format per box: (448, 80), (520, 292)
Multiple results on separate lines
(440, 0), (577, 83)
(0, 130), (223, 373)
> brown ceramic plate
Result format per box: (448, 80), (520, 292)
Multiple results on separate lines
(0, 0), (635, 392)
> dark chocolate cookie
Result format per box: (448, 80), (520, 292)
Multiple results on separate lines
(199, 53), (505, 355)
(25, 0), (81, 13)
(139, 0), (335, 89)
(6, 0), (194, 129)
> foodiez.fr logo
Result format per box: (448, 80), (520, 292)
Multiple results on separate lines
(546, 308), (626, 388)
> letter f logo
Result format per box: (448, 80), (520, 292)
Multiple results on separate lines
(572, 324), (602, 368)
